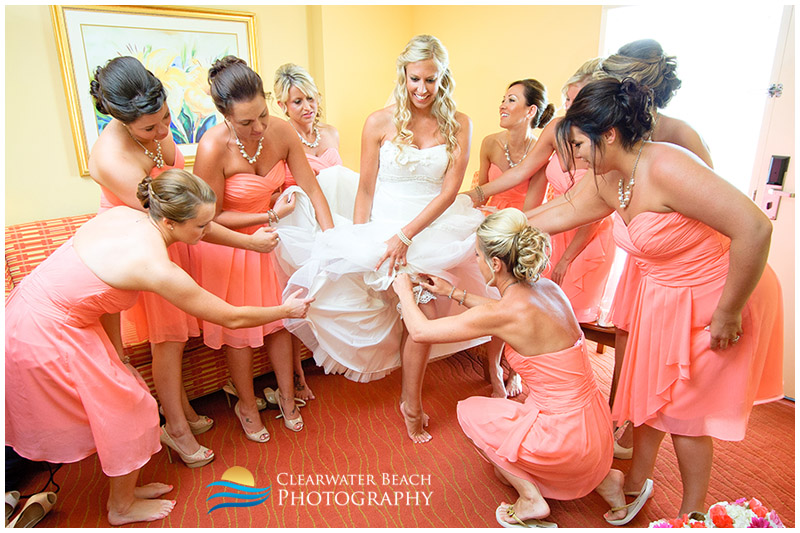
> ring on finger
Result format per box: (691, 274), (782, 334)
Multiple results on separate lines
(732, 335), (740, 343)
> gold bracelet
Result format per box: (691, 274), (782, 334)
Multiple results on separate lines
(459, 289), (467, 306)
(397, 229), (413, 246)
(448, 286), (456, 299)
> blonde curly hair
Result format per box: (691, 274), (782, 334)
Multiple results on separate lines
(391, 35), (460, 167)
(476, 208), (551, 286)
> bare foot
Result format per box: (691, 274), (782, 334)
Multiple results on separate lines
(133, 483), (174, 500)
(107, 498), (176, 526)
(498, 497), (551, 526)
(294, 373), (315, 401)
(505, 371), (523, 398)
(399, 401), (432, 444)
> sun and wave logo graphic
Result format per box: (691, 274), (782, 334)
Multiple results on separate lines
(206, 466), (271, 514)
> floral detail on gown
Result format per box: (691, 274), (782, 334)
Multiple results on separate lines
(278, 142), (494, 382)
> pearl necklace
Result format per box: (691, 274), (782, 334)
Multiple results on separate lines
(127, 129), (164, 168)
(618, 141), (645, 209)
(504, 137), (533, 168)
(296, 125), (320, 148)
(229, 124), (263, 164)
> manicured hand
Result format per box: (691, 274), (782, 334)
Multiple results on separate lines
(249, 226), (280, 253)
(376, 234), (408, 272)
(418, 274), (452, 297)
(275, 191), (296, 219)
(707, 307), (743, 350)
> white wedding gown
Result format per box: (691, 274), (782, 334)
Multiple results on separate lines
(276, 141), (494, 382)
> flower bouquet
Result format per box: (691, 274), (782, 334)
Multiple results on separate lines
(649, 498), (784, 528)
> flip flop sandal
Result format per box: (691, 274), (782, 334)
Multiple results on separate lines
(605, 478), (654, 526)
(495, 503), (558, 528)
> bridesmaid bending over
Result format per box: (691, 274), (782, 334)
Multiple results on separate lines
(393, 208), (640, 527)
(5, 170), (312, 525)
(527, 78), (781, 518)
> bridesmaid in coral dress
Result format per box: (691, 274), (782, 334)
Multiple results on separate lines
(473, 79), (556, 398)
(88, 56), (280, 466)
(192, 56), (334, 442)
(527, 78), (782, 519)
(593, 40), (715, 455)
(394, 208), (638, 528)
(5, 170), (312, 526)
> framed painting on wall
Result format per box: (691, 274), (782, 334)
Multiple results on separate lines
(51, 5), (258, 176)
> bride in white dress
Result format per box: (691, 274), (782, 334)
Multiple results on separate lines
(278, 35), (494, 443)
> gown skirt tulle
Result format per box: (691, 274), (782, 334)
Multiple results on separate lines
(277, 142), (494, 382)
(485, 163), (529, 210)
(192, 163), (287, 350)
(5, 239), (160, 477)
(98, 150), (201, 345)
(611, 211), (783, 440)
(541, 157), (615, 323)
(276, 147), (360, 279)
(457, 338), (613, 500)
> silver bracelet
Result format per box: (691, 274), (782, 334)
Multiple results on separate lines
(397, 229), (413, 246)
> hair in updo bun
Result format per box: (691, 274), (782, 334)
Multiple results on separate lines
(555, 78), (653, 172)
(90, 56), (166, 123)
(208, 55), (266, 117)
(136, 169), (216, 223)
(596, 39), (681, 109)
(508, 79), (555, 130)
(476, 208), (551, 285)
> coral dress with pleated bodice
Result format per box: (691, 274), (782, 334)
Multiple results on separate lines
(541, 157), (615, 323)
(458, 337), (613, 499)
(611, 211), (783, 440)
(193, 162), (287, 349)
(98, 149), (201, 345)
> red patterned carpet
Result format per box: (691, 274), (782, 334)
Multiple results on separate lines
(11, 343), (795, 528)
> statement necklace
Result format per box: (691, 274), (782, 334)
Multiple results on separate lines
(504, 136), (533, 168)
(297, 125), (320, 149)
(230, 123), (263, 164)
(618, 141), (645, 209)
(127, 129), (164, 168)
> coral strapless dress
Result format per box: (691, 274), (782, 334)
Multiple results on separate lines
(280, 142), (494, 382)
(541, 157), (615, 323)
(458, 337), (613, 499)
(485, 163), (529, 210)
(193, 163), (287, 349)
(5, 239), (160, 476)
(611, 211), (783, 440)
(98, 150), (201, 345)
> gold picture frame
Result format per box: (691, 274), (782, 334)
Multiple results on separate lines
(51, 5), (259, 176)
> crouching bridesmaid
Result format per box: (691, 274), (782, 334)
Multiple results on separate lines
(393, 208), (649, 527)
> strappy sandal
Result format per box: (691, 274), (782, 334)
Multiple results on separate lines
(158, 405), (214, 435)
(275, 388), (304, 432)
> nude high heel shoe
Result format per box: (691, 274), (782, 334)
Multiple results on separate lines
(159, 426), (215, 468)
(234, 402), (270, 443)
(7, 492), (56, 528)
(224, 379), (268, 411)
(276, 388), (304, 432)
